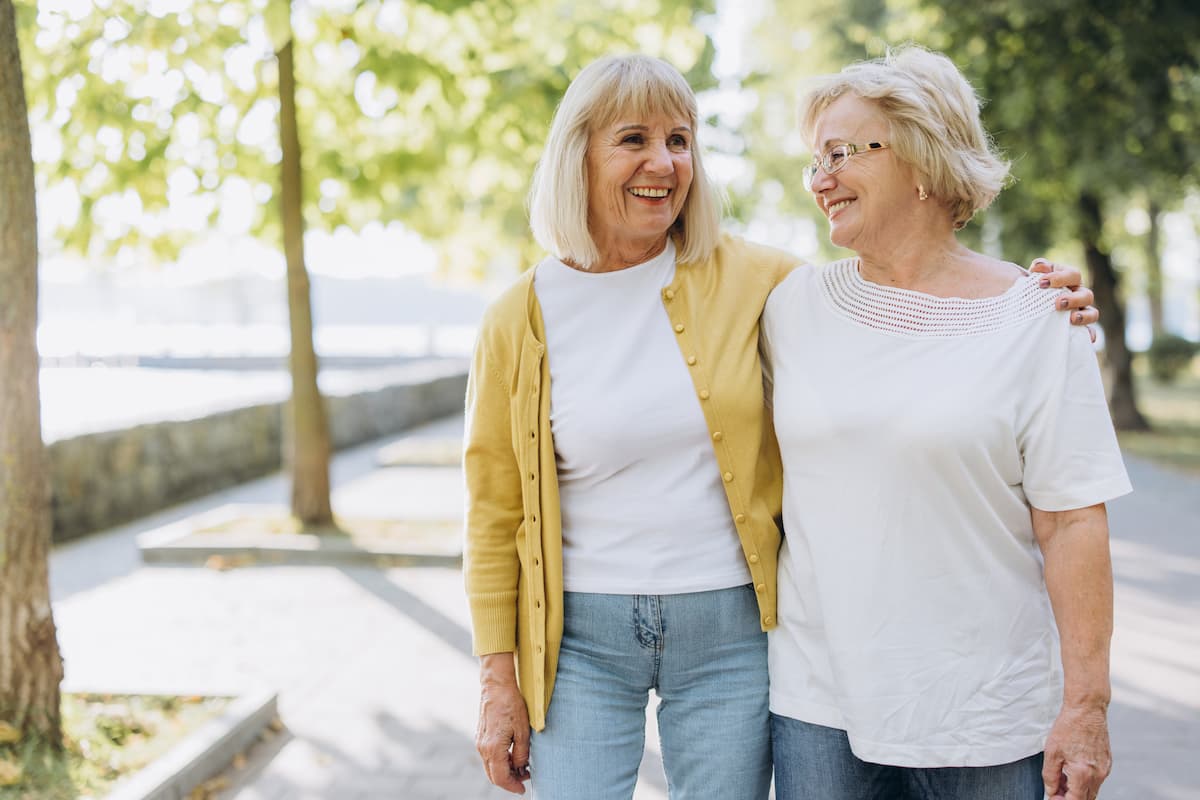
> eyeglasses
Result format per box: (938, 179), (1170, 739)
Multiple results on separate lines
(802, 141), (890, 191)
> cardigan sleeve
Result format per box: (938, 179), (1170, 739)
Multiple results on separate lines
(462, 327), (524, 656)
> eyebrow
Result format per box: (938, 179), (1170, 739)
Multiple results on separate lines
(615, 124), (693, 134)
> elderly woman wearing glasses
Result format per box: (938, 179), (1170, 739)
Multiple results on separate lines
(465, 53), (1099, 800)
(762, 47), (1131, 800)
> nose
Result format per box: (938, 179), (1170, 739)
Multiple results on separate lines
(809, 163), (835, 195)
(643, 139), (674, 174)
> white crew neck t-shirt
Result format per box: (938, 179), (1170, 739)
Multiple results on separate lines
(532, 241), (751, 594)
(762, 259), (1131, 768)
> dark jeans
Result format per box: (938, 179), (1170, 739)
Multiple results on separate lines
(771, 714), (1044, 800)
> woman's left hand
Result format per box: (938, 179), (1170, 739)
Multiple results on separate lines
(1030, 259), (1099, 341)
(1042, 702), (1111, 800)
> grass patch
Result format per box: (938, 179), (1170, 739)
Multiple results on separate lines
(0, 694), (228, 800)
(1118, 362), (1200, 475)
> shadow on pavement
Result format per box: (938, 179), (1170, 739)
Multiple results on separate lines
(340, 566), (474, 659)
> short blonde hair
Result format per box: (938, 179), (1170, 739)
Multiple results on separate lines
(528, 54), (722, 268)
(799, 45), (1010, 229)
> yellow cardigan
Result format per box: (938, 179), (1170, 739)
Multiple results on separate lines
(463, 234), (802, 730)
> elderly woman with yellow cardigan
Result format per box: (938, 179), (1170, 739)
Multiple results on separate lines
(463, 54), (1097, 800)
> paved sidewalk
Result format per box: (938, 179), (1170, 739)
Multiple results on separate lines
(50, 414), (1198, 799)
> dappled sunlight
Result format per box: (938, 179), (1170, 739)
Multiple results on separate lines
(1110, 539), (1200, 717)
(1111, 538), (1200, 590)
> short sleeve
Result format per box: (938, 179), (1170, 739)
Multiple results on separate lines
(1020, 322), (1132, 511)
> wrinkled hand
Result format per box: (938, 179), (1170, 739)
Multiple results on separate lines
(1042, 703), (1111, 800)
(1030, 259), (1099, 340)
(476, 656), (531, 795)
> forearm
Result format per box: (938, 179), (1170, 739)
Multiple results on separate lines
(1032, 504), (1114, 708)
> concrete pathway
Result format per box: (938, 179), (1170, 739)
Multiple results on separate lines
(49, 415), (1198, 799)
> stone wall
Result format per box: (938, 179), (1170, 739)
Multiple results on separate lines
(48, 366), (467, 542)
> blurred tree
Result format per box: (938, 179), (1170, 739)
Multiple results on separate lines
(1145, 197), (1165, 340)
(738, 0), (1200, 429)
(0, 0), (64, 754)
(19, 0), (715, 524)
(20, 0), (715, 275)
(269, 0), (330, 526)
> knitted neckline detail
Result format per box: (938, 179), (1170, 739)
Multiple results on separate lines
(820, 258), (1062, 338)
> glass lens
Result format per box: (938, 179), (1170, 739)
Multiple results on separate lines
(825, 144), (850, 174)
(802, 163), (817, 190)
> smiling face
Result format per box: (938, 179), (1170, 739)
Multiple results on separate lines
(585, 111), (694, 264)
(808, 94), (914, 253)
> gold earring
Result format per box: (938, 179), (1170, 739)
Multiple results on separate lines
(918, 185), (929, 201)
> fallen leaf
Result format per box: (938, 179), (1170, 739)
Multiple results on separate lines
(0, 721), (19, 744)
(0, 757), (22, 787)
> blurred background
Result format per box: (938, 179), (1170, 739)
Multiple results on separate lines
(14, 0), (1199, 451)
(3, 2), (1197, 797)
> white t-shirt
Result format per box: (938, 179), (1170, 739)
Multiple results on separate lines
(762, 259), (1131, 768)
(533, 241), (751, 594)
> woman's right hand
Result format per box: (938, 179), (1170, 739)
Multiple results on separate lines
(476, 652), (531, 794)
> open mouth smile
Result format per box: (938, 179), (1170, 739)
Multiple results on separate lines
(827, 199), (853, 217)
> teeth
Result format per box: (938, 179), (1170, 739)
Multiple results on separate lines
(629, 187), (670, 198)
(828, 200), (853, 214)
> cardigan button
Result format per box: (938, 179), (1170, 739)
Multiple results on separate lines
(674, 323), (685, 333)
(664, 289), (675, 300)
(748, 553), (759, 564)
(687, 356), (697, 365)
(735, 514), (746, 524)
(712, 431), (723, 441)
(699, 390), (710, 400)
(755, 583), (766, 593)
(763, 615), (775, 626)
(723, 472), (733, 482)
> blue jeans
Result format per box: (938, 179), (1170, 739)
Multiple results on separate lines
(771, 715), (1044, 800)
(529, 585), (771, 800)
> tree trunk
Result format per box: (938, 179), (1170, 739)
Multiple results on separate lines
(0, 0), (64, 747)
(1145, 198), (1164, 340)
(277, 32), (333, 527)
(1078, 193), (1149, 431)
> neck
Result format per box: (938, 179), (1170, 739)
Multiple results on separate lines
(857, 226), (964, 291)
(587, 233), (671, 273)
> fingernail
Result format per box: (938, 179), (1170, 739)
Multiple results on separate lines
(1074, 312), (1083, 323)
(1040, 278), (1051, 288)
(1058, 298), (1068, 308)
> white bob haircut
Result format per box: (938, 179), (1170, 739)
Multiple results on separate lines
(799, 45), (1011, 230)
(528, 54), (722, 269)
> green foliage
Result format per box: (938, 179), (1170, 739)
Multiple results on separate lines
(913, 0), (1200, 261)
(21, 0), (716, 277)
(1146, 333), (1199, 383)
(0, 694), (228, 800)
(735, 0), (1200, 264)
